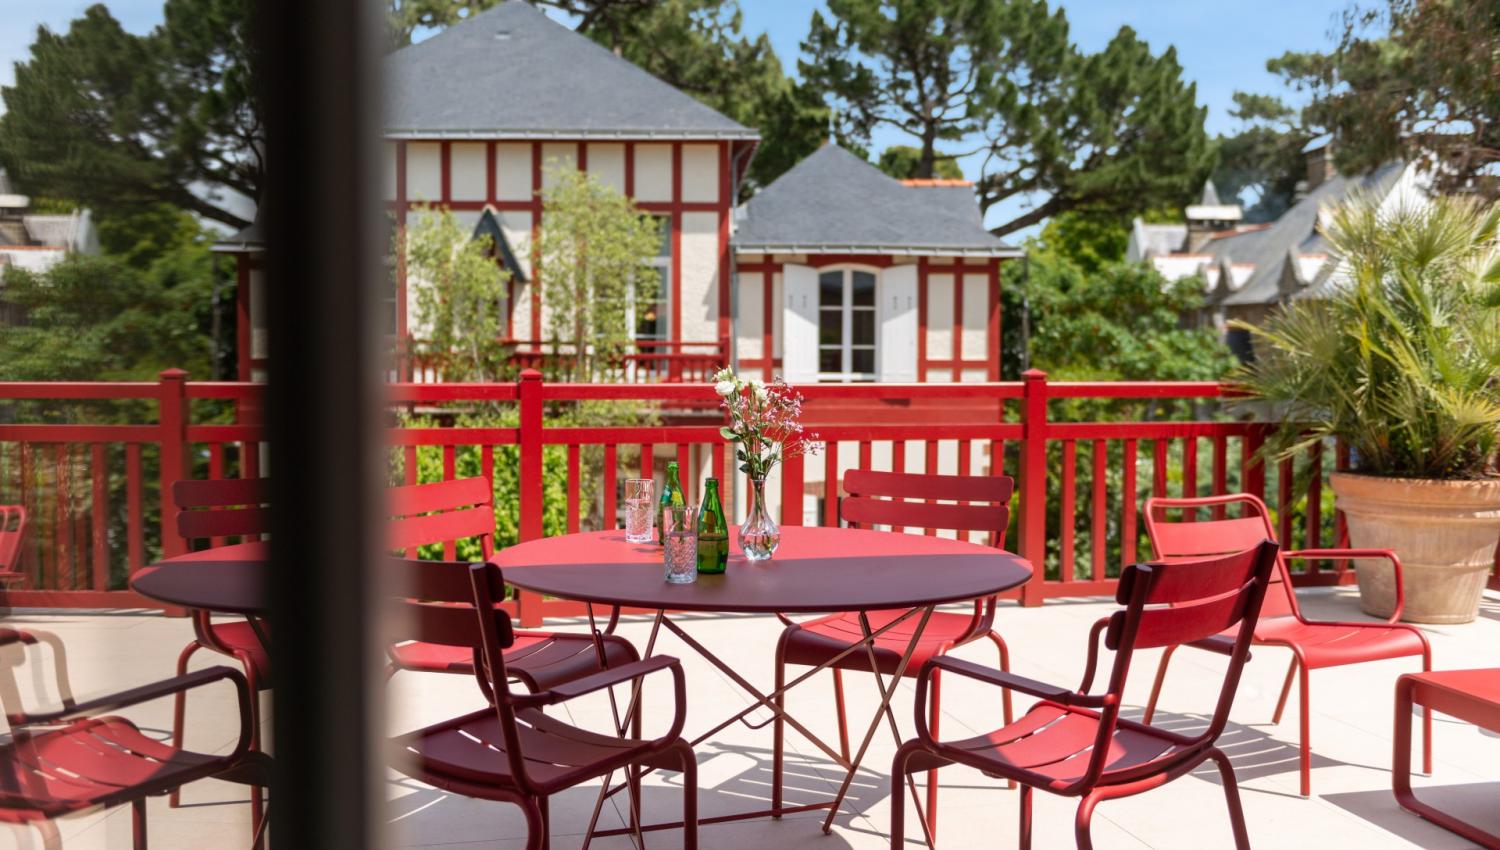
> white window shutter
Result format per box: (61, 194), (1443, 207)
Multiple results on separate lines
(878, 263), (918, 382)
(781, 263), (818, 384)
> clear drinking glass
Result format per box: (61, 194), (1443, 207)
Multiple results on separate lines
(663, 504), (699, 584)
(624, 478), (654, 543)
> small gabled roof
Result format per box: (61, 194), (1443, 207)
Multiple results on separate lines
(383, 1), (756, 141)
(734, 145), (1018, 257)
(1216, 161), (1407, 306)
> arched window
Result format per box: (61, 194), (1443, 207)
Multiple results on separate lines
(818, 267), (877, 380)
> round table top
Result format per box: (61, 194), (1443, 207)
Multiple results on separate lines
(130, 541), (268, 615)
(497, 526), (1032, 614)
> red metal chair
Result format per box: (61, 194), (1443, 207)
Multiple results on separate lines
(772, 468), (1016, 836)
(0, 505), (29, 596)
(0, 627), (270, 849)
(388, 558), (697, 850)
(385, 477), (638, 693)
(166, 477), (271, 819)
(1142, 493), (1432, 796)
(892, 540), (1280, 850)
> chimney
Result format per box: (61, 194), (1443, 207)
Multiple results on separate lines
(1303, 135), (1336, 190)
(1184, 179), (1242, 251)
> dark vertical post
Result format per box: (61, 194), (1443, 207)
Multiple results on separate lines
(259, 0), (385, 844)
(1018, 369), (1048, 606)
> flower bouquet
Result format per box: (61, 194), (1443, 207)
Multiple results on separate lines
(712, 367), (819, 560)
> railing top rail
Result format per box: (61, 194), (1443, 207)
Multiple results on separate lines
(1046, 381), (1240, 399)
(0, 381), (161, 400)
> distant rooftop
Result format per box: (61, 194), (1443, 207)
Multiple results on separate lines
(383, 1), (756, 141)
(734, 145), (1018, 257)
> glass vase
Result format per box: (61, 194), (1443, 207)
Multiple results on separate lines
(740, 476), (779, 561)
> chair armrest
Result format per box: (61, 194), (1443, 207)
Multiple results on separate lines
(928, 656), (1077, 702)
(12, 666), (250, 727)
(538, 655), (681, 703)
(1286, 548), (1405, 623)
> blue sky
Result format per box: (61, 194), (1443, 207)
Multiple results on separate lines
(0, 0), (1353, 232)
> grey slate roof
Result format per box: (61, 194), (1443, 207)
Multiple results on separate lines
(1215, 161), (1406, 306)
(383, 2), (755, 140)
(733, 145), (1018, 256)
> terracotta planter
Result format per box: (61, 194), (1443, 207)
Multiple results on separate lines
(1329, 472), (1500, 624)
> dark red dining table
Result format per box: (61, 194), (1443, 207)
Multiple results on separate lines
(130, 541), (270, 648)
(498, 525), (1032, 842)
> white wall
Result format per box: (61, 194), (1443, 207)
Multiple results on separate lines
(450, 143), (487, 201)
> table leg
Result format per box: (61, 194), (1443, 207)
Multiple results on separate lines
(1393, 680), (1500, 850)
(581, 609), (663, 850)
(851, 610), (936, 850)
(820, 606), (933, 836)
(586, 606), (934, 840)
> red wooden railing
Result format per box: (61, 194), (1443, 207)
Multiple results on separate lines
(396, 336), (728, 384)
(0, 368), (1386, 622)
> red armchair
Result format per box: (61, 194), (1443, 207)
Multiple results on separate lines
(384, 477), (638, 695)
(1142, 493), (1432, 796)
(892, 541), (1280, 850)
(388, 558), (697, 850)
(772, 468), (1016, 838)
(0, 627), (270, 849)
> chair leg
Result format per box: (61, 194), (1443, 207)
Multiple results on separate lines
(771, 648), (787, 818)
(1074, 791), (1103, 850)
(1420, 649), (1433, 775)
(1271, 656), (1298, 725)
(925, 668), (941, 841)
(1297, 659), (1311, 797)
(168, 641), (202, 809)
(519, 796), (546, 850)
(1208, 747), (1252, 849)
(988, 631), (1014, 727)
(833, 668), (851, 760)
(132, 798), (148, 850)
(889, 741), (917, 850)
(239, 654), (265, 830)
(1019, 785), (1033, 850)
(1142, 644), (1177, 724)
(34, 818), (61, 850)
(677, 741), (699, 850)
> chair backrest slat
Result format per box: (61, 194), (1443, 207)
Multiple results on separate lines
(387, 558), (513, 652)
(0, 506), (27, 573)
(841, 469), (1013, 541)
(387, 478), (495, 557)
(171, 479), (270, 544)
(1145, 494), (1297, 618)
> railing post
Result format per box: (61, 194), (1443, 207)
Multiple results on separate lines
(1018, 369), (1048, 607)
(781, 449), (805, 527)
(158, 369), (190, 559)
(517, 369), (545, 626)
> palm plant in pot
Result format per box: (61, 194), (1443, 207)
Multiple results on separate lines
(1234, 195), (1500, 624)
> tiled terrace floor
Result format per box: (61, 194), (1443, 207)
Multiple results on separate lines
(6, 587), (1500, 849)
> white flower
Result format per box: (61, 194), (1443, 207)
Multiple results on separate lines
(751, 381), (769, 403)
(714, 380), (736, 397)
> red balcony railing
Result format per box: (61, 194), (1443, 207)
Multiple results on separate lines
(0, 368), (1425, 621)
(396, 337), (729, 384)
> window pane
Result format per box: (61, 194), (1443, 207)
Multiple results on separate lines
(851, 310), (875, 345)
(851, 349), (875, 374)
(819, 349), (842, 374)
(851, 271), (875, 306)
(819, 309), (842, 345)
(654, 216), (672, 256)
(819, 271), (842, 307)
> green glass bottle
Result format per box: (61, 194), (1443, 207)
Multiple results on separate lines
(657, 462), (684, 545)
(696, 478), (729, 574)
